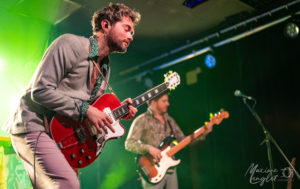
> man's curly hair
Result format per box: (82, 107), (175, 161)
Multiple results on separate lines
(91, 3), (141, 34)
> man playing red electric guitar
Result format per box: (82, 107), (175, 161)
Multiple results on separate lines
(2, 3), (140, 189)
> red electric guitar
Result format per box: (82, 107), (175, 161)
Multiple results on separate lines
(136, 110), (229, 183)
(50, 71), (180, 168)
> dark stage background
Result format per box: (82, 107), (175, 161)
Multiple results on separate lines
(78, 21), (300, 189)
(1, 1), (299, 188)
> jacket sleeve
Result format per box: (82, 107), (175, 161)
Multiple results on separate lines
(125, 115), (151, 155)
(30, 34), (85, 121)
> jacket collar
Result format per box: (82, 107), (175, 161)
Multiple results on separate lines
(88, 35), (110, 65)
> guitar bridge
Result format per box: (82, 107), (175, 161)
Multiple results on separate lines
(96, 136), (105, 146)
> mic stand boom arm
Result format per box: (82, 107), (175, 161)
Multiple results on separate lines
(242, 97), (300, 188)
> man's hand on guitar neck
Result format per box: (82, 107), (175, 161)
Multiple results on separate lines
(148, 146), (162, 162)
(120, 98), (138, 120)
(86, 105), (114, 134)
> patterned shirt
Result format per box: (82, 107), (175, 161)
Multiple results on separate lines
(125, 107), (186, 155)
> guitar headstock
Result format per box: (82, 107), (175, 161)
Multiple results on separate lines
(210, 110), (229, 125)
(164, 71), (180, 90)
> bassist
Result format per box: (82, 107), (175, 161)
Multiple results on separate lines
(125, 92), (213, 189)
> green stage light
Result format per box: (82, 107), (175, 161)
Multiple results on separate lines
(0, 58), (3, 72)
(0, 0), (62, 137)
(9, 95), (21, 114)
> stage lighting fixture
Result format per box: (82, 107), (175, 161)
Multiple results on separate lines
(284, 22), (299, 38)
(204, 54), (216, 68)
(183, 0), (208, 8)
(284, 14), (300, 39)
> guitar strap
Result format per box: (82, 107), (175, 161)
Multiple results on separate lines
(91, 59), (115, 95)
(166, 119), (175, 137)
(82, 37), (115, 95)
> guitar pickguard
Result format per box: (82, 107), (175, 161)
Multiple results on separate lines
(94, 107), (125, 156)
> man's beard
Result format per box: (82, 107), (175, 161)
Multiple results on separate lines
(107, 34), (127, 53)
(158, 107), (168, 114)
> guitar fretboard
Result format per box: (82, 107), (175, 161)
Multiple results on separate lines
(166, 126), (207, 157)
(112, 83), (168, 120)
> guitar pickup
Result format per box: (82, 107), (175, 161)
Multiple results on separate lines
(74, 126), (88, 143)
(141, 166), (150, 175)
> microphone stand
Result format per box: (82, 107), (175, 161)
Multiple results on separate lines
(242, 97), (300, 189)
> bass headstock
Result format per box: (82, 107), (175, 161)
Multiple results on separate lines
(210, 109), (230, 125)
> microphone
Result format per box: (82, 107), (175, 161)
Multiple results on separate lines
(234, 90), (253, 100)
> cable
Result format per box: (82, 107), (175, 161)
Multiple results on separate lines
(33, 131), (44, 189)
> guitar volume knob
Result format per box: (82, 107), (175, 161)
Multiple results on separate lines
(86, 155), (92, 160)
(79, 149), (85, 154)
(70, 153), (76, 159)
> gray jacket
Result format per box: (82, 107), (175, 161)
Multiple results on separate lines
(3, 34), (110, 134)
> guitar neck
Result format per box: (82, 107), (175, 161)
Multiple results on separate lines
(112, 83), (168, 120)
(166, 126), (207, 157)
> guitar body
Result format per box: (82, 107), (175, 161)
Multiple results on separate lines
(136, 136), (181, 184)
(50, 93), (124, 168)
